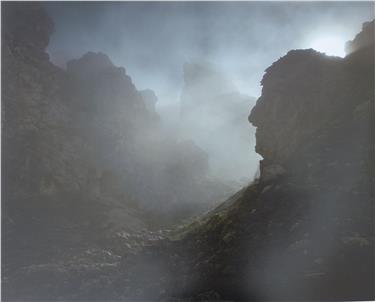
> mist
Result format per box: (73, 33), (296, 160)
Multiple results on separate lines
(44, 1), (373, 184)
(3, 2), (374, 300)
(45, 1), (373, 98)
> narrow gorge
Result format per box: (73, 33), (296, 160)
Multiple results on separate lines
(2, 2), (374, 301)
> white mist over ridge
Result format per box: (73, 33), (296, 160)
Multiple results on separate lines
(45, 2), (374, 105)
(43, 1), (374, 185)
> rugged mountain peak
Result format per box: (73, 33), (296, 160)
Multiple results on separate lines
(66, 51), (126, 79)
(155, 20), (374, 301)
(345, 19), (375, 55)
(250, 20), (374, 184)
(259, 49), (339, 87)
(65, 51), (145, 118)
(2, 2), (53, 61)
(249, 49), (343, 168)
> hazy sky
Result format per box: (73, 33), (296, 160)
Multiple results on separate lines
(45, 1), (374, 106)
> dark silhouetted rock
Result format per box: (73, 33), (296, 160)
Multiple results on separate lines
(2, 7), (232, 300)
(142, 21), (375, 301)
(345, 20), (375, 55)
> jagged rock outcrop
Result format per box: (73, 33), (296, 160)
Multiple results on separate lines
(2, 2), (53, 60)
(112, 20), (374, 301)
(2, 1), (229, 229)
(250, 20), (374, 184)
(345, 20), (375, 55)
(63, 52), (231, 225)
(3, 3), (374, 301)
(2, 4), (232, 299)
(166, 20), (374, 300)
(2, 5), (152, 283)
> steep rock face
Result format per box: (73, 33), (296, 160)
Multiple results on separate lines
(249, 50), (343, 165)
(2, 3), (90, 224)
(63, 51), (153, 207)
(2, 4), (152, 279)
(219, 22), (373, 300)
(2, 2), (53, 58)
(346, 20), (375, 55)
(1, 1), (224, 231)
(2, 4), (235, 299)
(66, 51), (149, 126)
(126, 20), (374, 301)
(3, 3), (374, 300)
(248, 46), (374, 182)
(64, 52), (231, 224)
(0, 2), (183, 273)
(2, 3), (232, 284)
(249, 20), (374, 182)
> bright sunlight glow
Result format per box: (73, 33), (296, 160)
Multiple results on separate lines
(309, 35), (346, 57)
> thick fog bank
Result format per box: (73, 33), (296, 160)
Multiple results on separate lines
(44, 1), (374, 183)
(45, 1), (373, 98)
(2, 2), (374, 301)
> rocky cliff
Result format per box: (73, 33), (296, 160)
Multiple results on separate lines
(346, 20), (375, 55)
(164, 20), (375, 300)
(111, 20), (374, 301)
(2, 4), (231, 298)
(2, 3), (152, 282)
(2, 3), (374, 301)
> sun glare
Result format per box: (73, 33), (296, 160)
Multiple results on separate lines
(309, 36), (346, 57)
